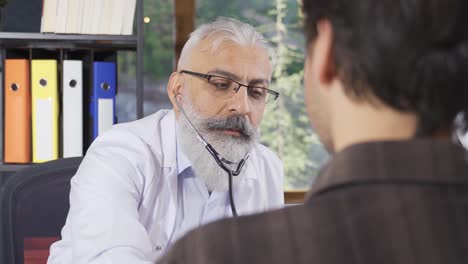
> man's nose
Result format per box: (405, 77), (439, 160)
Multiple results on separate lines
(229, 85), (251, 115)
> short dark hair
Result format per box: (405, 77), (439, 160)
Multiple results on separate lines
(303, 0), (468, 135)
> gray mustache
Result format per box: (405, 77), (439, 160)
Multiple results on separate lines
(203, 115), (255, 138)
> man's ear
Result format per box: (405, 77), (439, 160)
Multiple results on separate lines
(167, 72), (184, 112)
(310, 19), (336, 88)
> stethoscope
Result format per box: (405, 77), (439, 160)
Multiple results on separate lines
(174, 95), (250, 217)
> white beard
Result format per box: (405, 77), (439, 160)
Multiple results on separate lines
(177, 101), (259, 192)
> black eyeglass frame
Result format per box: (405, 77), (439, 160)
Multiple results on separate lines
(179, 70), (280, 103)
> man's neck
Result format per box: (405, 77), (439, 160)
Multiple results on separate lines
(332, 100), (420, 153)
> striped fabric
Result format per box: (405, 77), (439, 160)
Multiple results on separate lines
(159, 139), (468, 264)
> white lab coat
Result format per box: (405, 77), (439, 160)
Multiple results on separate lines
(47, 110), (284, 264)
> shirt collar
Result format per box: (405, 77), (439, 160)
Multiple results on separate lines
(176, 124), (194, 177)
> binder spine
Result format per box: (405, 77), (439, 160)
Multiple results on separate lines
(91, 62), (116, 140)
(4, 59), (31, 163)
(63, 60), (83, 158)
(32, 60), (59, 163)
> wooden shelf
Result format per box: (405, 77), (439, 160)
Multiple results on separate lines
(0, 32), (137, 50)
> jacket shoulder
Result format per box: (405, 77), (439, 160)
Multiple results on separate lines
(159, 205), (306, 264)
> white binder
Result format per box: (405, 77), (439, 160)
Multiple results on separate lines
(62, 60), (83, 158)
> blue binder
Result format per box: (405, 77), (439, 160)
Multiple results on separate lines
(91, 62), (117, 140)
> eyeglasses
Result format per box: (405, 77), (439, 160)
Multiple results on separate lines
(179, 70), (279, 105)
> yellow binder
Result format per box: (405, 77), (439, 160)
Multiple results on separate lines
(31, 60), (59, 163)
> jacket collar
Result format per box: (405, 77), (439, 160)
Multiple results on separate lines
(308, 139), (468, 199)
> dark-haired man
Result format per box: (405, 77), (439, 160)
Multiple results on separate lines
(158, 0), (468, 263)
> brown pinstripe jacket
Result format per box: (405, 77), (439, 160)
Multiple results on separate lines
(158, 139), (468, 264)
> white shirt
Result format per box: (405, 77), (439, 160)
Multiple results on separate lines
(47, 110), (284, 264)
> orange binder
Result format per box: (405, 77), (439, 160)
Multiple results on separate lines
(4, 59), (31, 163)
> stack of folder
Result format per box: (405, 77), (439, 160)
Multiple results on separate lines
(3, 58), (117, 164)
(41, 0), (136, 35)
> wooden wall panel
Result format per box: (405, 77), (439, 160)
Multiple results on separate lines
(284, 191), (307, 204)
(174, 0), (195, 69)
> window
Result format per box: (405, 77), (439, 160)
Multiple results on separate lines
(117, 0), (174, 123)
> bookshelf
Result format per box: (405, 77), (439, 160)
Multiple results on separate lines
(0, 32), (138, 41)
(0, 0), (144, 179)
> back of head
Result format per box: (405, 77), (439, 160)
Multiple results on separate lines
(303, 0), (468, 135)
(177, 17), (275, 71)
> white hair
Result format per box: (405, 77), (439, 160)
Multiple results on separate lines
(177, 17), (276, 70)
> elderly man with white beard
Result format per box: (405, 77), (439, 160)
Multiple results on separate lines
(47, 17), (284, 264)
